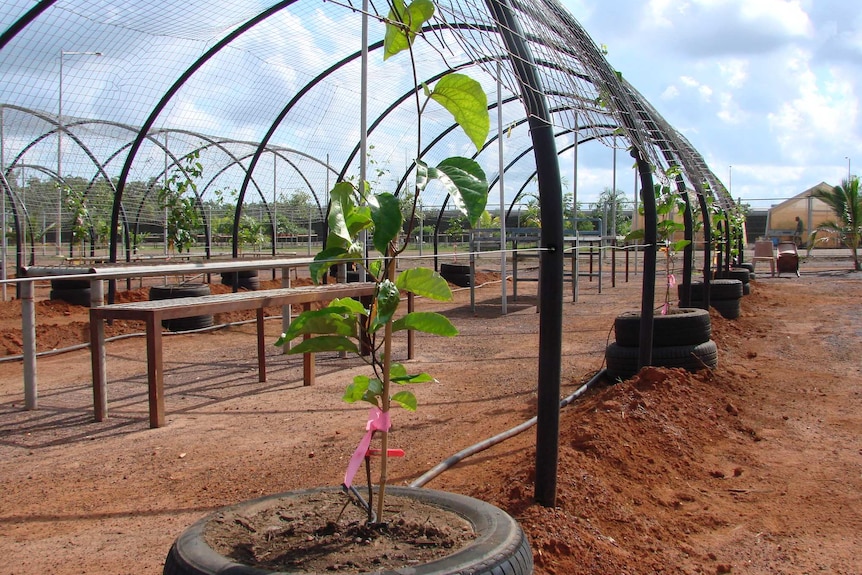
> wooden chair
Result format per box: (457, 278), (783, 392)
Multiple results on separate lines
(752, 240), (776, 277)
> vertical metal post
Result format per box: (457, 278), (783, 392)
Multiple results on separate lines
(497, 60), (507, 314)
(485, 0), (564, 508)
(22, 279), (37, 409)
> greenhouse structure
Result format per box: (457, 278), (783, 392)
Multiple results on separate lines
(0, 0), (737, 504)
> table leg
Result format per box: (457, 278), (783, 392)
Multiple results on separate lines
(90, 314), (107, 421)
(302, 303), (314, 386)
(257, 308), (266, 382)
(146, 313), (165, 428)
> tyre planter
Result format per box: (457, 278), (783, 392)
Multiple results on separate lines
(220, 270), (260, 291)
(690, 297), (741, 320)
(605, 340), (719, 381)
(163, 486), (532, 575)
(613, 307), (711, 348)
(684, 279), (743, 301)
(49, 277), (93, 307)
(149, 284), (214, 332)
(714, 268), (750, 286)
(50, 287), (92, 307)
(440, 263), (471, 287)
(735, 262), (754, 273)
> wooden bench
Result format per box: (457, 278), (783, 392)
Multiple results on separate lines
(89, 282), (377, 428)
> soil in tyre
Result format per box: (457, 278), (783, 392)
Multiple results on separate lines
(162, 486), (532, 575)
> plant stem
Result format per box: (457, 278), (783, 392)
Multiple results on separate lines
(375, 256), (396, 523)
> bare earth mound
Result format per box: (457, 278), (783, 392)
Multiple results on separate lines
(0, 264), (860, 574)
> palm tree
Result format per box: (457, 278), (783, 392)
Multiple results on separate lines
(812, 176), (862, 271)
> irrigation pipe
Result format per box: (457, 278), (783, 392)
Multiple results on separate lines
(409, 367), (607, 488)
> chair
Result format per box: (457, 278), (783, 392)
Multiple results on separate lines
(751, 240), (776, 277)
(776, 242), (800, 277)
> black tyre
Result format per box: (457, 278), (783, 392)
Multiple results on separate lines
(735, 262), (755, 273)
(440, 263), (471, 287)
(149, 284), (214, 332)
(50, 287), (92, 307)
(614, 307), (711, 348)
(715, 268), (750, 284)
(220, 271), (260, 291)
(742, 282), (751, 296)
(685, 279), (743, 301)
(605, 340), (719, 380)
(690, 297), (742, 320)
(50, 277), (91, 290)
(163, 486), (532, 575)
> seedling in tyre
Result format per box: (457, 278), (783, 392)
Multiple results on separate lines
(626, 175), (690, 314)
(275, 0), (490, 524)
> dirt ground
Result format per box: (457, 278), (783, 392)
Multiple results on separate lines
(0, 256), (860, 575)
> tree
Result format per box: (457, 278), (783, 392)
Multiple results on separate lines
(158, 151), (203, 254)
(593, 187), (631, 237)
(811, 176), (862, 271)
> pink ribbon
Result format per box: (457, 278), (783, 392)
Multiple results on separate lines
(667, 274), (676, 288)
(343, 407), (391, 487)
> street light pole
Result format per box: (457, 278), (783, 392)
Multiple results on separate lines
(58, 49), (102, 255)
(729, 165), (732, 195)
(846, 156), (851, 182)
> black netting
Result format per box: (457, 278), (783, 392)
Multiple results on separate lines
(1, 0), (728, 263)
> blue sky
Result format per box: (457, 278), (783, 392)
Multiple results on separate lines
(2, 0), (859, 211)
(560, 0), (862, 208)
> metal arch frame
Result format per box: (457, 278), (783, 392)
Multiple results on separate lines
(0, 0), (57, 52)
(108, 0), (301, 268)
(498, 126), (625, 222)
(234, 23), (500, 258)
(2, 104), (337, 260)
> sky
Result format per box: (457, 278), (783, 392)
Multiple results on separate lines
(2, 0), (860, 212)
(559, 0), (862, 209)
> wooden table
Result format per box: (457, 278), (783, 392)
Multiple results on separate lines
(89, 282), (377, 428)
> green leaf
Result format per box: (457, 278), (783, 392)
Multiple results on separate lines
(328, 182), (356, 245)
(428, 73), (489, 150)
(395, 267), (453, 301)
(345, 205), (374, 239)
(389, 363), (435, 383)
(392, 311), (458, 336)
(286, 335), (359, 355)
(329, 297), (368, 316)
(369, 258), (383, 279)
(383, 0), (435, 60)
(309, 246), (351, 283)
(671, 239), (691, 251)
(343, 375), (370, 403)
(391, 390), (417, 411)
(392, 371), (435, 384)
(625, 229), (645, 241)
(343, 375), (383, 406)
(371, 192), (403, 254)
(371, 279), (400, 332)
(280, 308), (357, 341)
(429, 157), (489, 228)
(415, 159), (429, 192)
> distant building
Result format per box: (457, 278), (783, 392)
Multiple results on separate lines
(764, 182), (841, 247)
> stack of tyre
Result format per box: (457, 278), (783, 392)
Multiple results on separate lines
(50, 276), (93, 307)
(220, 270), (260, 291)
(715, 266), (752, 295)
(682, 278), (744, 320)
(149, 283), (214, 332)
(604, 307), (718, 381)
